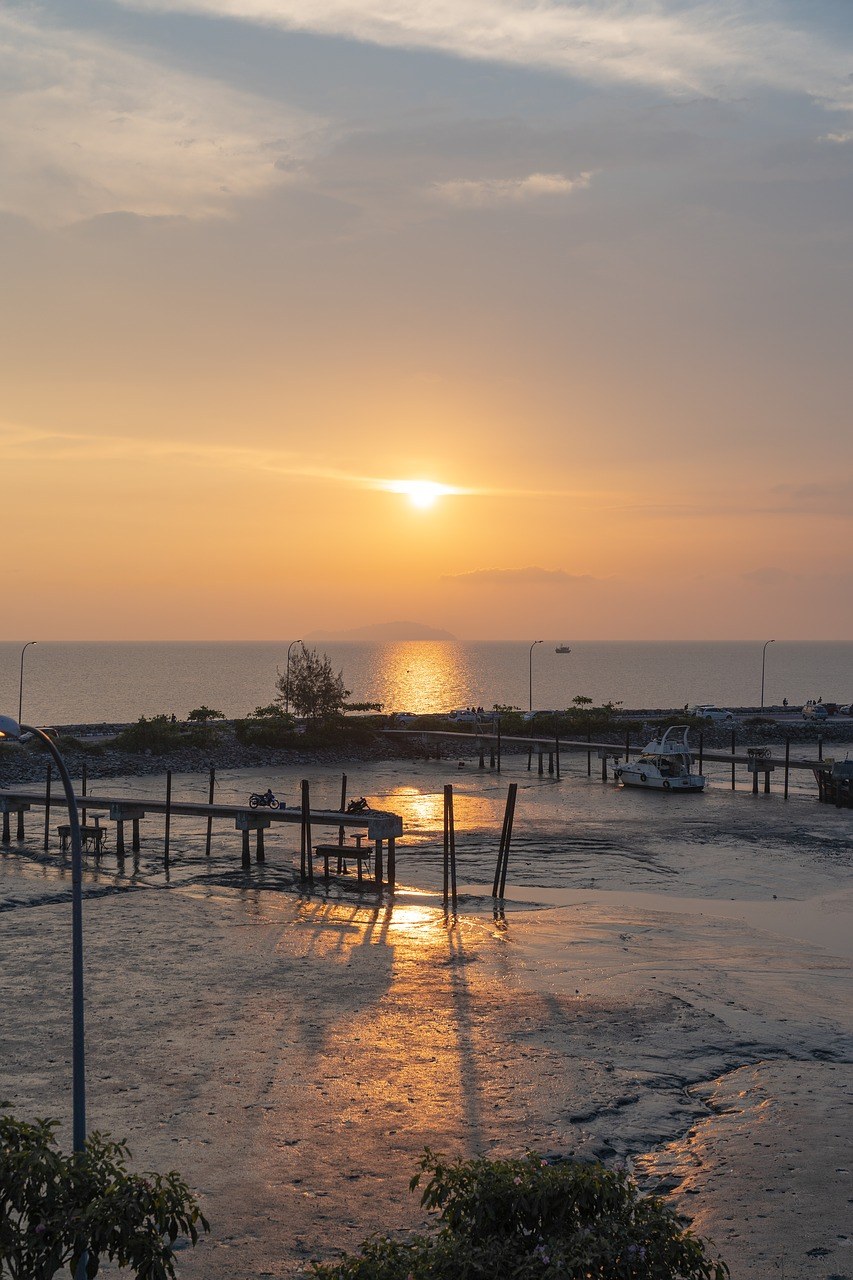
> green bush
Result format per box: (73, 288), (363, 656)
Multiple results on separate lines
(111, 716), (220, 754)
(311, 1150), (728, 1280)
(0, 1108), (208, 1278)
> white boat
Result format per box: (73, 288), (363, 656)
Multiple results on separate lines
(615, 726), (705, 792)
(555, 644), (572, 653)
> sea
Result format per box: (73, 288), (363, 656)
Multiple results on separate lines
(2, 640), (851, 727)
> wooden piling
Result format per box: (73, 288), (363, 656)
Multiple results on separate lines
(81, 763), (88, 829)
(527, 740), (533, 771)
(164, 770), (172, 863)
(600, 752), (608, 783)
(625, 729), (631, 763)
(1, 812), (8, 843)
(16, 806), (25, 841)
(490, 743), (496, 768)
(301, 779), (313, 886)
(548, 750), (554, 775)
(731, 729), (736, 790)
(443, 784), (450, 906)
(496, 719), (502, 772)
(587, 730), (592, 777)
(497, 783), (518, 898)
(784, 738), (790, 800)
(447, 786), (457, 912)
(374, 836), (384, 889)
(337, 773), (347, 872)
(752, 766), (759, 796)
(205, 767), (215, 856)
(116, 819), (125, 858)
(256, 826), (265, 863)
(241, 828), (251, 868)
(698, 732), (704, 775)
(43, 763), (52, 851)
(478, 743), (485, 769)
(132, 817), (140, 852)
(764, 767), (771, 795)
(555, 735), (561, 779)
(818, 734), (823, 762)
(538, 748), (544, 776)
(387, 835), (396, 891)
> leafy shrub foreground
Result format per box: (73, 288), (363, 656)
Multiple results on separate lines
(312, 1151), (729, 1280)
(0, 1110), (208, 1279)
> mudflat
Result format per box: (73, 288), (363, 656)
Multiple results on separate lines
(1, 758), (851, 1278)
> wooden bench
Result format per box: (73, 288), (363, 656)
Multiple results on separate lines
(314, 839), (374, 883)
(57, 823), (108, 854)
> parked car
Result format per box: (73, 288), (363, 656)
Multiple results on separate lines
(448, 709), (480, 725)
(802, 701), (829, 721)
(689, 705), (735, 723)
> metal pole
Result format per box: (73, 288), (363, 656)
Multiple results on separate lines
(284, 639), (303, 716)
(528, 640), (542, 712)
(18, 641), (36, 726)
(760, 639), (775, 711)
(21, 731), (87, 1154)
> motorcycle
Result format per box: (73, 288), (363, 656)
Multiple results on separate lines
(249, 789), (280, 809)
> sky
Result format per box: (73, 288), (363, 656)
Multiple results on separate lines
(2, 0), (852, 641)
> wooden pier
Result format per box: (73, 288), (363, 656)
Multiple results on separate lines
(0, 788), (404, 888)
(384, 727), (831, 797)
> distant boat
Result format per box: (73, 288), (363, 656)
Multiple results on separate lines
(555, 644), (572, 654)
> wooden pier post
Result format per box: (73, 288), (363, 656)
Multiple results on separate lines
(764, 767), (771, 795)
(490, 742), (496, 768)
(731, 729), (736, 790)
(698, 732), (704, 776)
(1, 811), (9, 843)
(241, 827), (251, 868)
(600, 751), (608, 782)
(256, 826), (265, 863)
(587, 730), (592, 777)
(43, 763), (52, 850)
(527, 740), (533, 771)
(387, 835), (396, 891)
(555, 735), (561, 779)
(164, 770), (172, 863)
(625, 729), (631, 763)
(448, 787), (457, 912)
(16, 806), (25, 841)
(116, 818), (125, 857)
(132, 817), (140, 852)
(538, 748), (544, 776)
(752, 766), (759, 796)
(497, 719), (502, 772)
(784, 738), (790, 800)
(301, 780), (313, 886)
(337, 773), (348, 871)
(443, 784), (450, 906)
(81, 763), (88, 829)
(374, 837), (384, 889)
(818, 734), (823, 762)
(205, 767), (215, 856)
(548, 750), (554, 775)
(478, 742), (485, 769)
(493, 783), (518, 899)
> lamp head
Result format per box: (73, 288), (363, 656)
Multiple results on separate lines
(0, 714), (24, 740)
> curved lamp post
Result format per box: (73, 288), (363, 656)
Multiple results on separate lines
(284, 639), (303, 716)
(0, 715), (86, 1277)
(760, 639), (775, 711)
(18, 640), (36, 725)
(528, 640), (543, 712)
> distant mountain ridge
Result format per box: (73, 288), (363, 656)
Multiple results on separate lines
(305, 620), (456, 641)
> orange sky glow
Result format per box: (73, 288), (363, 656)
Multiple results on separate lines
(2, 2), (852, 641)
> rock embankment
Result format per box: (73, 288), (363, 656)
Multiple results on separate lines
(0, 722), (427, 789)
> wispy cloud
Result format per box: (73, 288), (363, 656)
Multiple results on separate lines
(431, 171), (592, 207)
(443, 566), (601, 586)
(0, 11), (326, 224)
(112, 1), (853, 105)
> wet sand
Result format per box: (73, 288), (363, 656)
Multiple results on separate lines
(1, 760), (852, 1278)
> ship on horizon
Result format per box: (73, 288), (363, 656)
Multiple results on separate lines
(555, 643), (572, 653)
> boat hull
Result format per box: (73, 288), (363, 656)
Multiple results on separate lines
(617, 767), (705, 792)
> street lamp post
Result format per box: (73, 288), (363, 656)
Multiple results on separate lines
(528, 640), (543, 712)
(0, 715), (86, 1279)
(285, 639), (303, 716)
(760, 639), (775, 711)
(18, 640), (36, 725)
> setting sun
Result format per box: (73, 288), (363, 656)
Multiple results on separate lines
(387, 479), (450, 509)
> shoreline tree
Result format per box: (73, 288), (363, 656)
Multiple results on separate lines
(276, 645), (350, 726)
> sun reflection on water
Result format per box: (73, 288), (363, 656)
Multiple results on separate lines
(374, 642), (473, 713)
(381, 785), (499, 841)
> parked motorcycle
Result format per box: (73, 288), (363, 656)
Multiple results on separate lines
(249, 789), (280, 809)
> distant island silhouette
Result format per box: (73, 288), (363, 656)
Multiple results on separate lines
(305, 621), (457, 641)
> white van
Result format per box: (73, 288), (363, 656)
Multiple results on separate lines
(689, 705), (735, 723)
